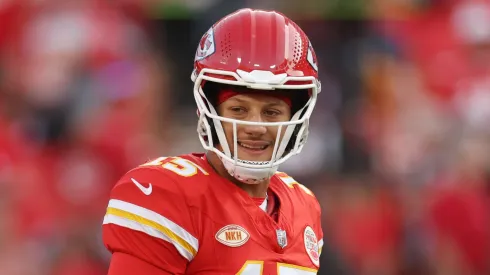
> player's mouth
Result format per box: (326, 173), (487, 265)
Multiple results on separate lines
(237, 141), (271, 155)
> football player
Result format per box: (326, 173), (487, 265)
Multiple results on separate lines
(103, 8), (324, 275)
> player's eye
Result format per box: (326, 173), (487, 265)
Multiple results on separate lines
(230, 106), (247, 114)
(264, 109), (281, 117)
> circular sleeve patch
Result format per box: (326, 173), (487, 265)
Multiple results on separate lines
(303, 226), (320, 267)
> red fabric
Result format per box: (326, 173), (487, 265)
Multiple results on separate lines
(252, 197), (266, 206)
(108, 252), (172, 275)
(251, 190), (278, 220)
(266, 189), (279, 222)
(217, 89), (292, 107)
(104, 153), (323, 273)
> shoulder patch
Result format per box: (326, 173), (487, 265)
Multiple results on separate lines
(304, 226), (320, 267)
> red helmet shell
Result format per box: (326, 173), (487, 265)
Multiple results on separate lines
(193, 9), (318, 82)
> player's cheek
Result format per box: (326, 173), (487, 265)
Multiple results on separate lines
(221, 122), (234, 146)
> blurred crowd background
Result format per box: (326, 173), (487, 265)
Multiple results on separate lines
(1, 0), (490, 274)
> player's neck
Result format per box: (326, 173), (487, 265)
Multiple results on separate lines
(206, 152), (270, 198)
(234, 179), (269, 198)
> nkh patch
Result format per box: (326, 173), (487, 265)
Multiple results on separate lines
(303, 226), (320, 267)
(195, 27), (216, 61)
(215, 224), (250, 247)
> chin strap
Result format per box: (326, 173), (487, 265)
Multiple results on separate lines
(221, 156), (279, 184)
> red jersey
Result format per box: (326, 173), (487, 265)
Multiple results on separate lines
(102, 153), (324, 274)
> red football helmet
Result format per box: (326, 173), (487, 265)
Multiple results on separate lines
(191, 8), (321, 183)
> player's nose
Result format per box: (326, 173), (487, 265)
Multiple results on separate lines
(242, 114), (267, 136)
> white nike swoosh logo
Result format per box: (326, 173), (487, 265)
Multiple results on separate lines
(131, 178), (152, 195)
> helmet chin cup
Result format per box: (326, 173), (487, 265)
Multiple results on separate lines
(221, 155), (279, 184)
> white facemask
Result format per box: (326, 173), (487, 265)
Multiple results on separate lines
(193, 68), (320, 184)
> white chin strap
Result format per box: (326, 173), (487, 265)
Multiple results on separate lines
(221, 158), (279, 184)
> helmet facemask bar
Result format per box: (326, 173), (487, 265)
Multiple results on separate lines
(270, 123), (284, 169)
(233, 121), (238, 168)
(194, 70), (318, 181)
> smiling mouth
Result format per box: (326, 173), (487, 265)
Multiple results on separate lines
(237, 142), (269, 152)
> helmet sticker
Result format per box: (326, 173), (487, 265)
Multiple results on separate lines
(195, 27), (216, 61)
(307, 41), (318, 72)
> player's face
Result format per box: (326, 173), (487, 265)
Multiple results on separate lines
(217, 93), (292, 162)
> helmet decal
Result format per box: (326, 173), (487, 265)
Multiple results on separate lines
(195, 27), (216, 61)
(307, 41), (318, 72)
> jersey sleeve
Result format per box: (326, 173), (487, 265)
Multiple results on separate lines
(107, 252), (174, 275)
(313, 198), (324, 257)
(102, 166), (200, 274)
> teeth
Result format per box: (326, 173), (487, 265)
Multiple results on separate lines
(239, 142), (267, 150)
